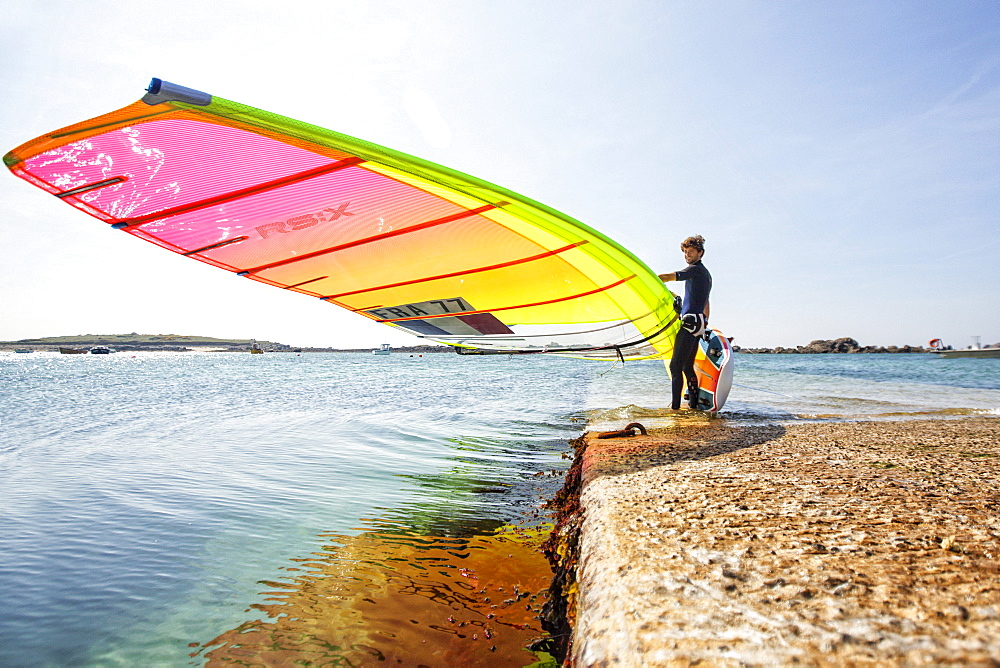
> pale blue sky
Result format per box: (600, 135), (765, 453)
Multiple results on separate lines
(2, 1), (997, 348)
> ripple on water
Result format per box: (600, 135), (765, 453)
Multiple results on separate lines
(2, 351), (998, 665)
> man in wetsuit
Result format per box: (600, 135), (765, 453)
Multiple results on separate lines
(658, 235), (712, 410)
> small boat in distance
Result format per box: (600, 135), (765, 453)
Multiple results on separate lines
(372, 343), (391, 355)
(89, 346), (114, 354)
(250, 341), (263, 354)
(929, 337), (1000, 359)
(14, 349), (33, 353)
(59, 347), (88, 354)
(931, 348), (1000, 359)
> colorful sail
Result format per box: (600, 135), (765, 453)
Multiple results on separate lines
(5, 79), (679, 359)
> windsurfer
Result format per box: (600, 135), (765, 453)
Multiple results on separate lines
(658, 235), (712, 410)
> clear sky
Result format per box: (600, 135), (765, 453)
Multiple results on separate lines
(2, 1), (997, 349)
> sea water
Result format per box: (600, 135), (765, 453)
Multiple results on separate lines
(1, 351), (998, 665)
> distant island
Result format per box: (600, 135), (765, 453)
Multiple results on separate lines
(2, 333), (282, 352)
(0, 334), (453, 354)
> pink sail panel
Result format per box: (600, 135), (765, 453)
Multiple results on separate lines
(20, 119), (348, 222)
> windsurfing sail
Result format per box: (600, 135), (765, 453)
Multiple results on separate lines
(5, 79), (680, 359)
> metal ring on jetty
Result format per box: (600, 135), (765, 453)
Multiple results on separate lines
(596, 422), (648, 439)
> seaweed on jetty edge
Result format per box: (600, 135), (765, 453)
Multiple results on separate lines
(537, 435), (587, 665)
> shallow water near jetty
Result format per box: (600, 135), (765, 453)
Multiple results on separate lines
(1, 351), (998, 665)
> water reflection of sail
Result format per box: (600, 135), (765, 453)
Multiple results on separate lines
(195, 431), (570, 665)
(198, 522), (555, 666)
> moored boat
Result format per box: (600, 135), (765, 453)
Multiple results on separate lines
(930, 348), (1000, 359)
(59, 347), (88, 354)
(929, 337), (999, 359)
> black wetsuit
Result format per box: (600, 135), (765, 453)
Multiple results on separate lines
(669, 260), (712, 409)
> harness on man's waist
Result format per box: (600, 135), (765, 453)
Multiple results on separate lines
(681, 313), (707, 337)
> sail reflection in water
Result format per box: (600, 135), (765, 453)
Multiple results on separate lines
(199, 519), (557, 666)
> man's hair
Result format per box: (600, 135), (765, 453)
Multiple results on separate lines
(681, 235), (705, 253)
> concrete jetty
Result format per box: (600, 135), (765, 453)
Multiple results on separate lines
(548, 417), (1000, 665)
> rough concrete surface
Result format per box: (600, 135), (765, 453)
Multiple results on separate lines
(572, 418), (1000, 666)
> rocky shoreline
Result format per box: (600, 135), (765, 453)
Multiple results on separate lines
(735, 337), (927, 354)
(0, 340), (454, 354)
(546, 417), (1000, 665)
(12, 334), (994, 356)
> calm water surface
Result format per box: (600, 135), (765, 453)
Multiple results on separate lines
(1, 351), (997, 665)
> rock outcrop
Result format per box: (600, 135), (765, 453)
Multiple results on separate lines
(736, 338), (925, 354)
